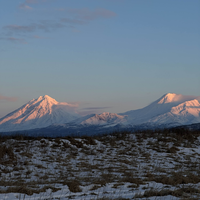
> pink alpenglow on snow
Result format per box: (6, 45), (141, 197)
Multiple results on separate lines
(0, 95), (80, 132)
(0, 93), (200, 133)
(120, 93), (200, 126)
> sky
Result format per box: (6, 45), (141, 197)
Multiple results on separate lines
(0, 0), (200, 118)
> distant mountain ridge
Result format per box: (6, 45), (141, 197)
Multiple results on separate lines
(0, 93), (200, 134)
(73, 112), (127, 126)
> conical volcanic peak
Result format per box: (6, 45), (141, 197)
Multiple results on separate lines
(1, 93), (200, 134)
(0, 95), (80, 132)
(44, 95), (51, 98)
(121, 93), (200, 127)
(43, 95), (57, 102)
(158, 93), (182, 104)
(157, 93), (200, 105)
(35, 95), (58, 104)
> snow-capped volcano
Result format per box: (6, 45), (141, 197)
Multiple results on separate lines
(1, 93), (200, 134)
(121, 93), (200, 127)
(0, 95), (80, 132)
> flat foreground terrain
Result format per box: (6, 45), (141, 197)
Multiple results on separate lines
(0, 129), (200, 200)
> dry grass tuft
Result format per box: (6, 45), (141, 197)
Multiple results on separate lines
(66, 180), (82, 193)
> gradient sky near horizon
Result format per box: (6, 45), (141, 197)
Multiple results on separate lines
(0, 0), (200, 118)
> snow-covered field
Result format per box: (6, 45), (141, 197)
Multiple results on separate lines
(0, 129), (200, 200)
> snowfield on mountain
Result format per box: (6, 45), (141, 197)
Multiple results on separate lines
(121, 93), (200, 127)
(73, 112), (127, 126)
(0, 93), (200, 134)
(0, 95), (80, 132)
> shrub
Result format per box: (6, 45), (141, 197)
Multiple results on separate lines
(0, 145), (15, 160)
(67, 180), (82, 193)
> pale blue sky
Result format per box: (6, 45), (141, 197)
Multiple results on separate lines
(0, 0), (200, 117)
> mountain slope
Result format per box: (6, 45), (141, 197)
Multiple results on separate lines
(0, 95), (80, 132)
(74, 112), (127, 126)
(121, 93), (200, 127)
(1, 93), (200, 134)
